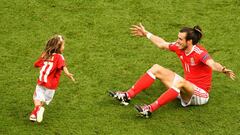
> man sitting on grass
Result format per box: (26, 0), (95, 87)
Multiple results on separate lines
(109, 23), (235, 118)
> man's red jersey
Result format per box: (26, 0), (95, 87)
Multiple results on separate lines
(169, 43), (212, 92)
(34, 53), (65, 89)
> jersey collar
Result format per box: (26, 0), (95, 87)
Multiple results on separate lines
(185, 45), (196, 56)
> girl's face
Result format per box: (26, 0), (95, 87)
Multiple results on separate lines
(60, 41), (65, 53)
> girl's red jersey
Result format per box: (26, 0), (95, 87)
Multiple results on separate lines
(34, 53), (65, 89)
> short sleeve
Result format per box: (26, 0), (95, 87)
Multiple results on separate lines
(57, 54), (65, 70)
(199, 51), (211, 64)
(168, 42), (179, 52)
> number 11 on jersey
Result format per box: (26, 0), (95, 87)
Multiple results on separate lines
(39, 62), (53, 83)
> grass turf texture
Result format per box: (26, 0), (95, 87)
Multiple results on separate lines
(0, 0), (239, 134)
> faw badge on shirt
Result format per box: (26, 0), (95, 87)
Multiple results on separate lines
(190, 57), (195, 66)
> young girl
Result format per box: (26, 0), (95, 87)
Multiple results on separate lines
(29, 35), (75, 123)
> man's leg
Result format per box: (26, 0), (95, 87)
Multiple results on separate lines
(109, 70), (155, 105)
(127, 64), (176, 98)
(149, 80), (194, 112)
(135, 65), (194, 117)
(109, 64), (174, 105)
(126, 70), (156, 99)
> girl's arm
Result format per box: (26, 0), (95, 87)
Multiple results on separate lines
(63, 66), (75, 82)
(34, 53), (46, 67)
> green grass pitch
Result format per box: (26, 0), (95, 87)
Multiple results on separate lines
(0, 0), (239, 134)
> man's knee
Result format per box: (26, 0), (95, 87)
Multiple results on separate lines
(152, 64), (162, 69)
(149, 64), (164, 75)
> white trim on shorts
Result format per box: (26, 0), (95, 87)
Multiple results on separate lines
(172, 74), (209, 107)
(33, 85), (55, 105)
(180, 85), (209, 107)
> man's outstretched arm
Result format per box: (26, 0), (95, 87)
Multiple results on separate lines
(130, 23), (170, 50)
(206, 59), (236, 80)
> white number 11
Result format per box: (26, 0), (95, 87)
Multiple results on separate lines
(39, 62), (53, 83)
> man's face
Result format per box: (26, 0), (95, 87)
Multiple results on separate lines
(176, 32), (188, 50)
